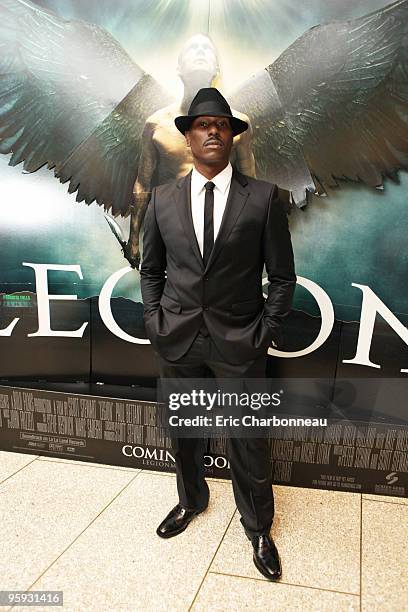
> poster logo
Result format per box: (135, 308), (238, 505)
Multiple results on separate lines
(386, 472), (399, 485)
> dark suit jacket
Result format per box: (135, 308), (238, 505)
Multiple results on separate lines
(140, 168), (297, 364)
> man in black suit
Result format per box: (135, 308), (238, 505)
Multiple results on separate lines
(140, 88), (296, 581)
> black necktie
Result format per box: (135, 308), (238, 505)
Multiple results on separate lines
(203, 181), (215, 267)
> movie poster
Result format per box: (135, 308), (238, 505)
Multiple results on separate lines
(0, 0), (407, 495)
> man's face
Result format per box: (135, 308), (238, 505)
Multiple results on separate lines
(185, 116), (233, 166)
(177, 35), (218, 80)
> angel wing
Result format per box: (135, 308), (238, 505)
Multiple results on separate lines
(230, 0), (408, 206)
(0, 0), (173, 215)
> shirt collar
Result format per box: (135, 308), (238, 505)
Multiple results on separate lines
(191, 162), (233, 198)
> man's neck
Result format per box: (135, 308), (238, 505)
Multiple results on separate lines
(193, 160), (230, 180)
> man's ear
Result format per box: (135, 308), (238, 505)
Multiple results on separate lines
(185, 132), (191, 147)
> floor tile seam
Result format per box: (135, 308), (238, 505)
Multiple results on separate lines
(188, 508), (239, 611)
(0, 455), (41, 486)
(15, 472), (141, 597)
(36, 457), (141, 474)
(207, 570), (361, 597)
(361, 498), (408, 509)
(138, 470), (176, 478)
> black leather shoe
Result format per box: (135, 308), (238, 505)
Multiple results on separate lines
(252, 534), (282, 581)
(156, 504), (206, 538)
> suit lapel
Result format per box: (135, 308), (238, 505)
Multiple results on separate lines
(174, 167), (250, 272)
(174, 170), (204, 269)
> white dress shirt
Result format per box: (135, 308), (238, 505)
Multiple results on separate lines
(190, 162), (233, 257)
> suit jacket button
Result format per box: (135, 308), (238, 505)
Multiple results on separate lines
(203, 305), (209, 310)
(204, 276), (209, 281)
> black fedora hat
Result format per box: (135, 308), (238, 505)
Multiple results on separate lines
(175, 87), (248, 136)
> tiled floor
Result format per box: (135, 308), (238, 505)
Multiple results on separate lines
(0, 450), (407, 611)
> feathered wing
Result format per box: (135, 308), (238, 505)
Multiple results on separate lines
(56, 74), (173, 217)
(230, 0), (408, 206)
(0, 0), (173, 215)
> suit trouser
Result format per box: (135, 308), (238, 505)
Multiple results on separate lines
(156, 328), (274, 539)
